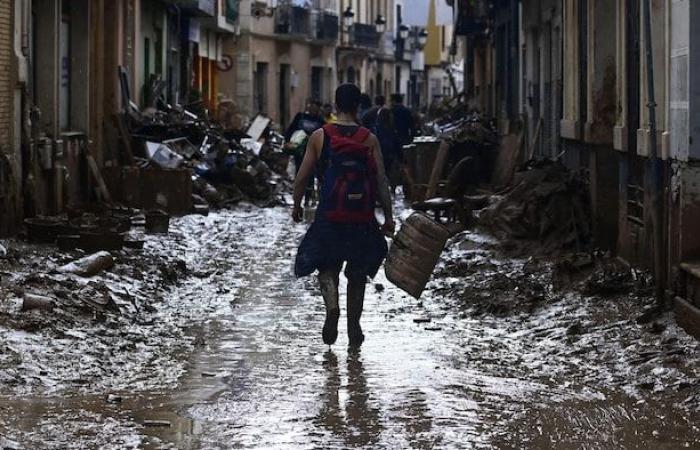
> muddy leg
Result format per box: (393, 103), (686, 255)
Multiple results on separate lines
(346, 275), (367, 347)
(319, 267), (341, 345)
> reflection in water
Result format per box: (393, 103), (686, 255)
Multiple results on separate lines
(396, 388), (440, 449)
(316, 349), (383, 448)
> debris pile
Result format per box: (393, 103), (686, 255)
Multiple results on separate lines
(477, 160), (591, 255)
(23, 209), (145, 253)
(116, 69), (290, 213)
(425, 94), (498, 147)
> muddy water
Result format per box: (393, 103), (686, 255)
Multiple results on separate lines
(1, 206), (699, 449)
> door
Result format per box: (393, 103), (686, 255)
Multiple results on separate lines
(311, 66), (323, 103)
(255, 62), (268, 114)
(279, 64), (290, 128)
(624, 0), (645, 264)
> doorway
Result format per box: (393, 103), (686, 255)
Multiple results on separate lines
(279, 64), (290, 128)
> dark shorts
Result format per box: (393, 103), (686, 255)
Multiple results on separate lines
(295, 217), (388, 280)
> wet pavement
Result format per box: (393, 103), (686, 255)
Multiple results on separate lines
(1, 204), (700, 449)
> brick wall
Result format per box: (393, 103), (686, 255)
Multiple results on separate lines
(0, 0), (17, 236)
(0, 0), (12, 151)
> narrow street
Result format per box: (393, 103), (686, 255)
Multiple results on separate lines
(1, 202), (699, 449)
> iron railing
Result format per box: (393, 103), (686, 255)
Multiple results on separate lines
(275, 2), (310, 36)
(168, 0), (216, 17)
(313, 11), (339, 41)
(351, 23), (378, 48)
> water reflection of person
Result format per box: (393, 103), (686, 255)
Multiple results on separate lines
(315, 350), (383, 448)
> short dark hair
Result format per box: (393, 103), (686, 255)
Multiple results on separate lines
(391, 93), (404, 104)
(335, 84), (362, 114)
(308, 99), (322, 107)
(375, 95), (386, 106)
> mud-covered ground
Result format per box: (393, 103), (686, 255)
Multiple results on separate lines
(0, 200), (699, 449)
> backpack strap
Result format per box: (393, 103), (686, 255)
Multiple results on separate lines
(322, 123), (340, 138)
(352, 127), (371, 143)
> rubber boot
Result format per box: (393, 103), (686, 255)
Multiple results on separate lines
(347, 278), (366, 347)
(319, 270), (340, 345)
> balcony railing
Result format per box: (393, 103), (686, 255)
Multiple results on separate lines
(313, 12), (339, 42)
(456, 0), (490, 35)
(351, 23), (378, 48)
(169, 0), (216, 17)
(275, 4), (310, 36)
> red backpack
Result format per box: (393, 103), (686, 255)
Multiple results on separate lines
(319, 124), (378, 223)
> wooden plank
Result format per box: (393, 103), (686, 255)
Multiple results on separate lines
(86, 154), (112, 203)
(426, 139), (451, 199)
(675, 297), (700, 340)
(112, 114), (135, 166)
(491, 131), (524, 189)
(527, 117), (543, 161)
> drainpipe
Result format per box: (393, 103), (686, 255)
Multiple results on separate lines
(642, 0), (665, 306)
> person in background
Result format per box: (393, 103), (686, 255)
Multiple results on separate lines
(374, 107), (402, 193)
(285, 100), (325, 206)
(390, 93), (416, 146)
(322, 103), (337, 124)
(358, 94), (372, 122)
(361, 95), (386, 130)
(293, 84), (395, 348)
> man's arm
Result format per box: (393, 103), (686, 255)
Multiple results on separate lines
(369, 135), (395, 231)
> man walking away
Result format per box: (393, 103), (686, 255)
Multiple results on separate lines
(374, 108), (402, 192)
(293, 84), (395, 347)
(390, 93), (416, 146)
(285, 100), (325, 206)
(358, 94), (372, 122)
(361, 95), (386, 129)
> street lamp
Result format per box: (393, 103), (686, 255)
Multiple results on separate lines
(375, 14), (386, 34)
(343, 6), (355, 28)
(418, 28), (428, 47)
(399, 24), (409, 40)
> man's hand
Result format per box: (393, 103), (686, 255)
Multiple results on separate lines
(292, 205), (304, 223)
(381, 219), (396, 237)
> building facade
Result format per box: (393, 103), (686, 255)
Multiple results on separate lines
(454, 0), (700, 336)
(220, 0), (338, 128)
(0, 0), (239, 236)
(424, 0), (461, 107)
(0, 0), (19, 236)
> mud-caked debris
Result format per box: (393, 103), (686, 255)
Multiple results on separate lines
(478, 161), (591, 255)
(22, 294), (55, 312)
(58, 252), (115, 277)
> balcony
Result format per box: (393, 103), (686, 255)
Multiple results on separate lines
(455, 0), (490, 35)
(169, 0), (216, 17)
(275, 4), (310, 36)
(312, 12), (339, 42)
(351, 23), (378, 49)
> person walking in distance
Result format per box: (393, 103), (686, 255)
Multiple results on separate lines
(374, 107), (403, 193)
(360, 95), (386, 129)
(390, 93), (416, 146)
(285, 100), (325, 206)
(293, 84), (395, 347)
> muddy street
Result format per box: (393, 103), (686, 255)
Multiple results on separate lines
(1, 204), (700, 449)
